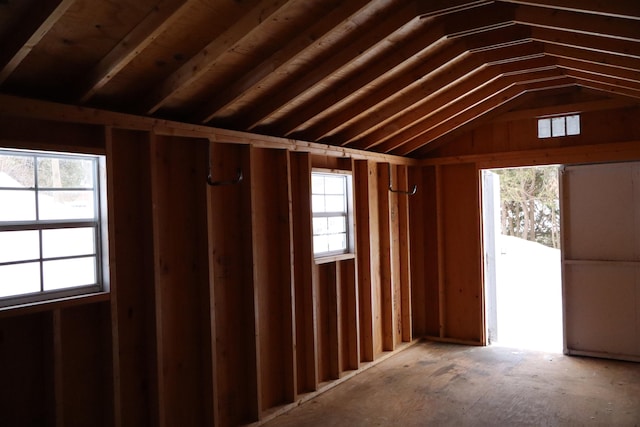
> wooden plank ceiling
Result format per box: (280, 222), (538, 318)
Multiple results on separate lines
(0, 0), (639, 158)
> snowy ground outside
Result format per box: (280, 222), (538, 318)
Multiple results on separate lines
(494, 234), (563, 353)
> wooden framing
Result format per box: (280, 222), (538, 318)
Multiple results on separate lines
(0, 1), (640, 425)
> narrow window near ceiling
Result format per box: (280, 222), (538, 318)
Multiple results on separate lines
(0, 149), (109, 308)
(311, 170), (354, 258)
(537, 114), (580, 138)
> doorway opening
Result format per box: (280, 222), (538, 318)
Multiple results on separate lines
(482, 166), (563, 353)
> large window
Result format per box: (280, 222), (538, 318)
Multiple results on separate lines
(0, 149), (108, 308)
(311, 170), (354, 258)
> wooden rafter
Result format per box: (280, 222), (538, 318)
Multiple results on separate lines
(497, 0), (640, 21)
(77, 0), (195, 104)
(0, 0), (638, 157)
(220, 1), (419, 131)
(342, 42), (548, 150)
(564, 70), (640, 96)
(544, 44), (640, 74)
(349, 66), (506, 151)
(394, 76), (576, 156)
(296, 36), (462, 142)
(530, 27), (640, 59)
(514, 4), (640, 43)
(268, 23), (448, 138)
(369, 67), (567, 154)
(193, 0), (373, 124)
(572, 79), (640, 100)
(416, 0), (494, 18)
(491, 96), (640, 124)
(0, 0), (76, 84)
(442, 2), (515, 38)
(142, 0), (292, 115)
(317, 30), (540, 147)
(556, 58), (640, 85)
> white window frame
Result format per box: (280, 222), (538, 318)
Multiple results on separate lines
(538, 114), (580, 138)
(0, 148), (109, 308)
(311, 169), (355, 260)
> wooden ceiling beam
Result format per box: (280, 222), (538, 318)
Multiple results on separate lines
(416, 0), (494, 18)
(343, 43), (548, 149)
(0, 93), (417, 165)
(0, 0), (76, 85)
(77, 0), (196, 104)
(414, 85), (579, 157)
(497, 0), (640, 21)
(192, 0), (371, 125)
(572, 80), (640, 101)
(514, 4), (640, 43)
(267, 23), (447, 138)
(442, 2), (515, 38)
(564, 71), (640, 97)
(316, 30), (540, 147)
(491, 97), (640, 123)
(304, 39), (468, 144)
(479, 40), (545, 65)
(369, 67), (567, 154)
(393, 75), (575, 156)
(463, 24), (532, 52)
(141, 0), (292, 115)
(348, 66), (504, 151)
(222, 1), (419, 132)
(544, 44), (640, 74)
(531, 27), (640, 60)
(556, 58), (640, 85)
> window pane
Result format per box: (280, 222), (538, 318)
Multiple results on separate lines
(313, 235), (329, 255)
(38, 190), (95, 220)
(311, 175), (324, 195)
(38, 157), (94, 188)
(0, 154), (34, 187)
(0, 230), (39, 263)
(312, 195), (325, 213)
(327, 233), (346, 252)
(325, 195), (345, 213)
(566, 115), (580, 135)
(551, 117), (565, 137)
(538, 118), (551, 138)
(43, 257), (96, 291)
(0, 190), (36, 221)
(313, 217), (329, 235)
(0, 262), (40, 298)
(324, 176), (345, 195)
(42, 227), (95, 258)
(327, 216), (346, 233)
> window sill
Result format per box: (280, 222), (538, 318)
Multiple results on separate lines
(314, 253), (356, 265)
(0, 291), (110, 318)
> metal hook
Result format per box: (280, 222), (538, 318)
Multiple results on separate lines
(207, 140), (243, 186)
(388, 163), (417, 195)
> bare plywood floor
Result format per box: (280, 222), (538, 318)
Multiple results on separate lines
(264, 341), (640, 426)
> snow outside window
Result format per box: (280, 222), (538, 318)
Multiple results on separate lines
(0, 149), (109, 308)
(311, 171), (353, 258)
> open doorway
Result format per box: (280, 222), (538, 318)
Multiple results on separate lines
(482, 166), (563, 353)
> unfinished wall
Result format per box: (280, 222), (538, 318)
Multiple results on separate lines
(0, 113), (420, 427)
(418, 104), (640, 346)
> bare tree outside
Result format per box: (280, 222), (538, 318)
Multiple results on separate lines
(495, 166), (560, 249)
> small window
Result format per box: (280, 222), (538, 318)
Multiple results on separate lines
(0, 149), (108, 308)
(311, 170), (354, 258)
(538, 114), (580, 138)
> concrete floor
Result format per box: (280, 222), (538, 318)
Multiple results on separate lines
(264, 341), (640, 426)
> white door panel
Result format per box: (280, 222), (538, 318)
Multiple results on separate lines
(561, 163), (640, 362)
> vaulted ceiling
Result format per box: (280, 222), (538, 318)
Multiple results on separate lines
(1, 0), (639, 158)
